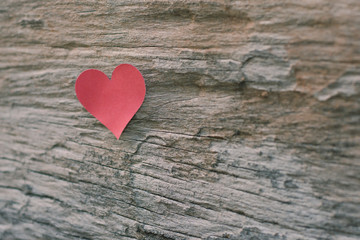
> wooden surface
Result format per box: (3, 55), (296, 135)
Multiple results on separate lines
(1, 1), (360, 239)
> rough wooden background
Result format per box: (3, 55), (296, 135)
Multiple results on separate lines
(1, 1), (359, 239)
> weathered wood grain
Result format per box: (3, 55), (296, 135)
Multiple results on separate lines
(1, 1), (359, 239)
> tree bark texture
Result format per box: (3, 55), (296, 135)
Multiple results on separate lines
(1, 1), (359, 239)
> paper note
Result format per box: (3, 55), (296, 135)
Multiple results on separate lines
(75, 64), (146, 139)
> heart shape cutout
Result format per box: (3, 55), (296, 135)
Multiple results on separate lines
(75, 64), (146, 139)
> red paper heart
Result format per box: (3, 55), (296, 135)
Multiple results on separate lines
(75, 64), (146, 139)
